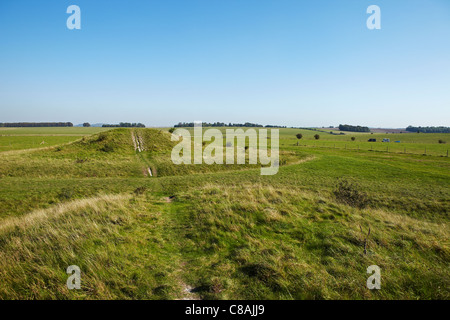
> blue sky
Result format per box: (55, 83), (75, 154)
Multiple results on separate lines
(0, 0), (449, 127)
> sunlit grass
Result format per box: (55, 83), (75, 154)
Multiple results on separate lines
(0, 127), (448, 299)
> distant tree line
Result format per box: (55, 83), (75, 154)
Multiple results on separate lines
(339, 124), (370, 132)
(294, 127), (322, 131)
(0, 122), (73, 127)
(102, 122), (145, 128)
(174, 122), (286, 128)
(406, 126), (450, 133)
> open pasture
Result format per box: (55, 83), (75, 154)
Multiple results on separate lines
(0, 127), (110, 152)
(0, 127), (448, 299)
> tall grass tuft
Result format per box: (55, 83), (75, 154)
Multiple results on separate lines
(333, 179), (369, 209)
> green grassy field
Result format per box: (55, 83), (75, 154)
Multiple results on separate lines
(0, 127), (448, 299)
(0, 127), (109, 152)
(281, 128), (450, 157)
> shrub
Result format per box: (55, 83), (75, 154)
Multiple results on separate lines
(351, 137), (356, 141)
(314, 134), (320, 140)
(97, 133), (107, 142)
(438, 139), (446, 144)
(240, 263), (281, 289)
(134, 186), (147, 195)
(333, 179), (369, 209)
(296, 133), (303, 139)
(58, 188), (74, 201)
(100, 143), (114, 152)
(75, 158), (88, 164)
(168, 128), (175, 133)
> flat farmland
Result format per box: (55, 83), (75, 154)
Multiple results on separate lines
(0, 127), (110, 152)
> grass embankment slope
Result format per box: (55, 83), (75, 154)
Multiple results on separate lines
(0, 128), (448, 299)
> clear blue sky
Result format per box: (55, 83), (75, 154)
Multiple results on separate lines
(1, 0), (449, 127)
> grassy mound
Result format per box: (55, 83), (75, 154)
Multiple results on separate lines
(0, 129), (145, 179)
(0, 193), (186, 299)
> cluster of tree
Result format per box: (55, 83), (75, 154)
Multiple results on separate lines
(173, 122), (287, 128)
(295, 133), (320, 140)
(406, 126), (450, 133)
(264, 125), (287, 128)
(174, 122), (265, 128)
(292, 127), (323, 132)
(175, 122), (263, 128)
(339, 124), (370, 132)
(0, 122), (73, 127)
(102, 122), (145, 128)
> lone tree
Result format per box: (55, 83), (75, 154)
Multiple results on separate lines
(296, 133), (303, 140)
(314, 134), (320, 140)
(83, 122), (91, 127)
(351, 137), (356, 141)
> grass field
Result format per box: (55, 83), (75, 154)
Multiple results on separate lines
(0, 127), (109, 152)
(279, 128), (449, 157)
(0, 127), (448, 299)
